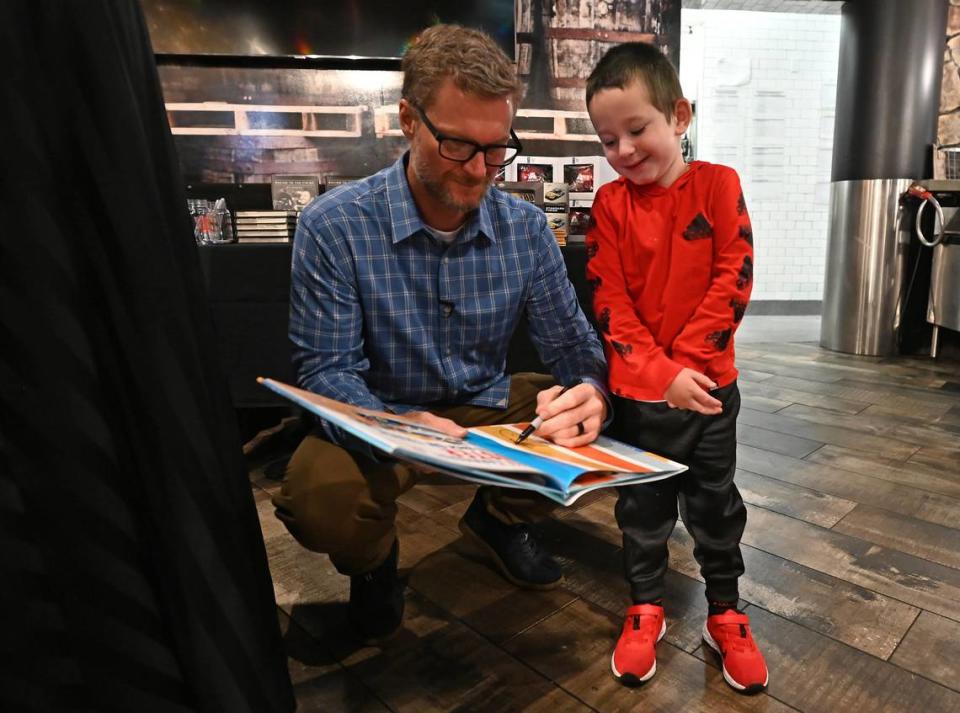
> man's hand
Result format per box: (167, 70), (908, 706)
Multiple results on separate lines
(532, 382), (607, 447)
(664, 368), (722, 415)
(394, 411), (467, 478)
(403, 410), (468, 438)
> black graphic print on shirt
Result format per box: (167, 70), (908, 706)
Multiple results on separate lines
(588, 276), (603, 291)
(739, 224), (753, 246)
(736, 255), (753, 289)
(706, 328), (732, 352)
(611, 340), (633, 359)
(682, 212), (713, 241)
(730, 299), (747, 323)
(597, 307), (611, 334)
(737, 192), (747, 215)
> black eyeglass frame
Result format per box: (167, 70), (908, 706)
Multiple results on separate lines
(410, 102), (523, 168)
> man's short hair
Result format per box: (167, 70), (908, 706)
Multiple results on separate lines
(585, 42), (683, 118)
(402, 24), (523, 110)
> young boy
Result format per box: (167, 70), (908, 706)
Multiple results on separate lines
(584, 43), (767, 694)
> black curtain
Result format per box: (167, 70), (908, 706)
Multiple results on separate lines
(0, 2), (295, 711)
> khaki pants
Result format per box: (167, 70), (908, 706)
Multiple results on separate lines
(272, 373), (559, 575)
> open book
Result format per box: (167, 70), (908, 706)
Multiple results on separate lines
(258, 378), (687, 505)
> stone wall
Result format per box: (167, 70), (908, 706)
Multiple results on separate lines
(938, 0), (960, 178)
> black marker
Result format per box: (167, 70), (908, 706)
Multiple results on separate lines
(514, 381), (580, 445)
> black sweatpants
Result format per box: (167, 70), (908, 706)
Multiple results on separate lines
(609, 382), (746, 604)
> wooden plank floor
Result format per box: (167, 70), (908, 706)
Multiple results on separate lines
(250, 340), (960, 712)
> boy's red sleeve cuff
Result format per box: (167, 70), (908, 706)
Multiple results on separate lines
(611, 349), (684, 400)
(648, 353), (685, 398)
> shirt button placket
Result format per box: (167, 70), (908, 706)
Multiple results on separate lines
(439, 250), (453, 363)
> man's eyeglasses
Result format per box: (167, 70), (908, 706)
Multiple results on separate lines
(411, 102), (522, 168)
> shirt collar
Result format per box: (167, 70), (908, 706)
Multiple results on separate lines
(385, 153), (497, 245)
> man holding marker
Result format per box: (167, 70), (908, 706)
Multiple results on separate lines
(514, 382), (580, 444)
(272, 24), (609, 644)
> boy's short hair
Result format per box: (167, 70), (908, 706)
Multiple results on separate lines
(402, 24), (523, 110)
(585, 42), (683, 118)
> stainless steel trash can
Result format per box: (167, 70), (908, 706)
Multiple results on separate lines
(820, 178), (913, 356)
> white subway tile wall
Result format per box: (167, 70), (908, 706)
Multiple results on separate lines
(680, 9), (841, 301)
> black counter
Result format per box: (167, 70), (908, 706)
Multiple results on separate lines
(198, 243), (296, 408)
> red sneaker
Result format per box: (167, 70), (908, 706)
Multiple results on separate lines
(611, 604), (666, 685)
(703, 610), (769, 694)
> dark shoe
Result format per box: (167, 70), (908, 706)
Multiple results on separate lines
(347, 539), (404, 644)
(458, 494), (563, 589)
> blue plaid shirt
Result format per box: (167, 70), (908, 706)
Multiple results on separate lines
(290, 154), (606, 438)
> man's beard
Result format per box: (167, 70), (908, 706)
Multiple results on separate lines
(411, 150), (491, 213)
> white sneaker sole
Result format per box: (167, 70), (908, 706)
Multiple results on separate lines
(611, 619), (667, 685)
(702, 622), (769, 693)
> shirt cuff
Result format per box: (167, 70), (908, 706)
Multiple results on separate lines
(645, 353), (685, 399)
(580, 376), (614, 430)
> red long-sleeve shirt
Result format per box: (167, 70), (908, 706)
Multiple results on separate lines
(585, 161), (753, 402)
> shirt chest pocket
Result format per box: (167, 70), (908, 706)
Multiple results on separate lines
(440, 246), (526, 347)
(454, 282), (521, 346)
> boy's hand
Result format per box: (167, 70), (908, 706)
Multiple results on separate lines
(664, 368), (722, 415)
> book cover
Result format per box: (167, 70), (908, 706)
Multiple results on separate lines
(544, 206), (568, 247)
(236, 225), (295, 231)
(235, 210), (299, 218)
(257, 377), (686, 505)
(323, 175), (364, 190)
(271, 175), (320, 212)
(495, 181), (544, 208)
(543, 182), (569, 206)
(235, 217), (298, 225)
(236, 231), (294, 238)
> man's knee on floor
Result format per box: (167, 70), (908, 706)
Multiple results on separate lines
(272, 442), (371, 553)
(272, 480), (366, 554)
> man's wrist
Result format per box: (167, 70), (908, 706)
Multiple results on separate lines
(579, 376), (613, 429)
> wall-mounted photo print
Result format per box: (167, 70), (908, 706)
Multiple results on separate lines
(564, 162), (595, 193)
(568, 206), (592, 235)
(514, 156), (563, 184)
(517, 163), (554, 183)
(150, 1), (680, 185)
